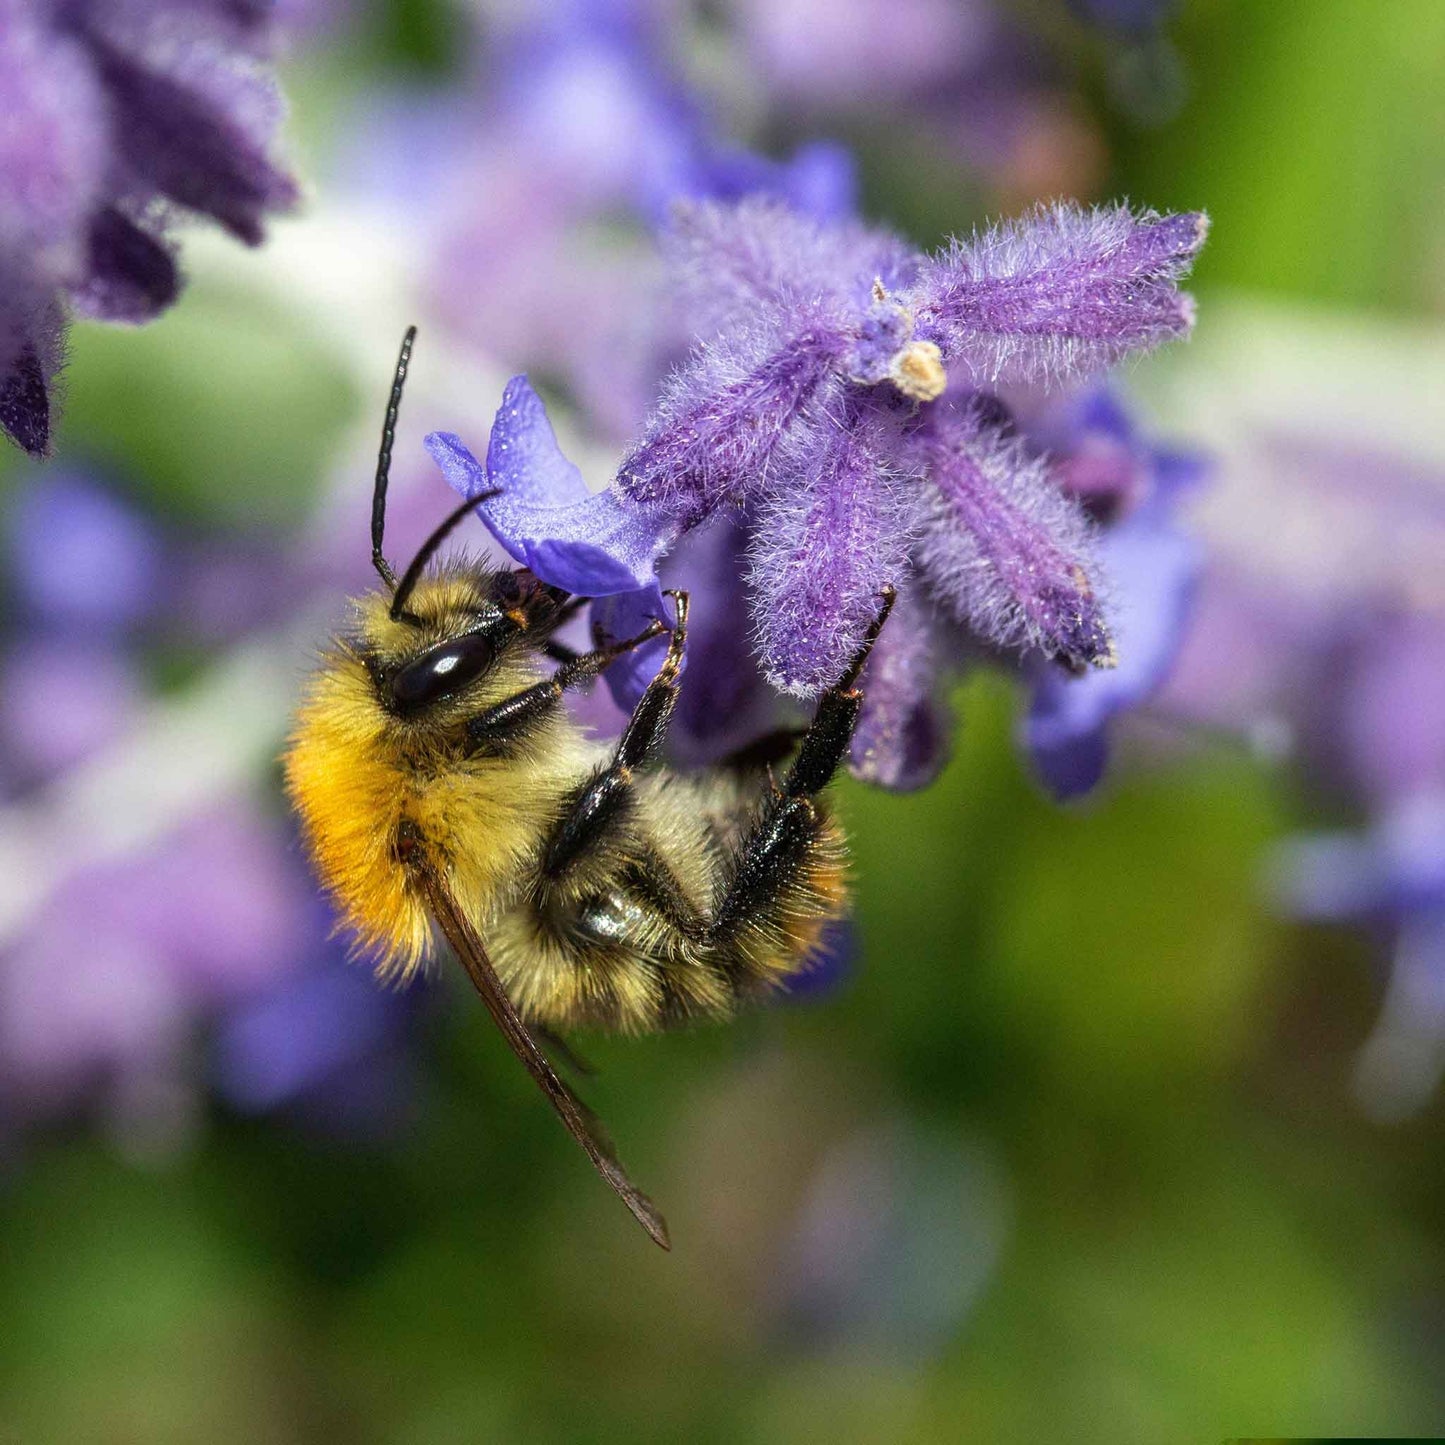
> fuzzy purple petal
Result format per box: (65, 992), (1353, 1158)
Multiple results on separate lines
(88, 35), (296, 244)
(426, 377), (674, 597)
(848, 581), (951, 791)
(0, 14), (104, 254)
(661, 197), (916, 340)
(617, 333), (845, 525)
(70, 207), (180, 322)
(911, 398), (1111, 668)
(1025, 500), (1201, 798)
(910, 202), (1207, 385)
(0, 263), (64, 457)
(750, 412), (913, 696)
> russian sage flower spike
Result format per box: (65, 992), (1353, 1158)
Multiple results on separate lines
(436, 195), (1205, 740)
(613, 197), (1204, 694)
(0, 0), (297, 456)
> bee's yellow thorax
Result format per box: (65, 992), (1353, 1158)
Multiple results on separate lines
(283, 642), (593, 980)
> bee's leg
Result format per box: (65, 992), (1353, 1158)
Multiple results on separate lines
(710, 586), (894, 941)
(538, 593), (690, 881)
(466, 616), (669, 755)
(779, 585), (895, 798)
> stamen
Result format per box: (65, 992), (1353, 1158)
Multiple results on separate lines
(889, 341), (947, 402)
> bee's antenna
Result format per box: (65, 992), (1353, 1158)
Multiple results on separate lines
(372, 325), (417, 589)
(390, 489), (502, 621)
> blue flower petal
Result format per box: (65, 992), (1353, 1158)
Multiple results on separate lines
(1025, 502), (1201, 799)
(593, 581), (676, 712)
(425, 376), (675, 599)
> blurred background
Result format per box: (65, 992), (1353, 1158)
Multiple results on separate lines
(2, 0), (1445, 1439)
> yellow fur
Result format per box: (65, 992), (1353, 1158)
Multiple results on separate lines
(284, 573), (594, 979)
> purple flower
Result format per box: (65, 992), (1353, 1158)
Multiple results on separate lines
(748, 402), (915, 695)
(1022, 392), (1206, 799)
(432, 196), (1203, 782)
(0, 0), (297, 456)
(610, 198), (1202, 693)
(659, 514), (778, 764)
(428, 377), (676, 597)
(425, 377), (679, 710)
(5, 468), (162, 632)
(909, 396), (1113, 673)
(212, 901), (419, 1137)
(847, 581), (952, 791)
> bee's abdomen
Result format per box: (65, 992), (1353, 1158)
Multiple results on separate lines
(490, 795), (849, 1036)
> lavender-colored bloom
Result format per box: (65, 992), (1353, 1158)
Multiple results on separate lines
(5, 469), (162, 631)
(1026, 497), (1200, 797)
(0, 0), (296, 455)
(1022, 392), (1206, 798)
(618, 325), (848, 528)
(749, 405), (914, 695)
(619, 193), (1200, 527)
(610, 197), (1201, 694)
(909, 204), (1207, 386)
(441, 196), (1202, 742)
(659, 514), (777, 764)
(910, 396), (1111, 672)
(427, 377), (677, 597)
(426, 378), (678, 711)
(848, 582), (951, 791)
(583, 581), (674, 713)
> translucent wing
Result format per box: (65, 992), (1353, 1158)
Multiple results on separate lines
(407, 841), (670, 1250)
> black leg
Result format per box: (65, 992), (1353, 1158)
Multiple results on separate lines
(781, 584), (895, 799)
(711, 586), (894, 938)
(467, 616), (669, 756)
(539, 593), (689, 880)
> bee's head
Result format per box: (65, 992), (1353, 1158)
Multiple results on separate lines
(356, 325), (571, 725)
(355, 563), (567, 723)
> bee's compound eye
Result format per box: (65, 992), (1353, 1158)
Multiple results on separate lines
(390, 632), (497, 714)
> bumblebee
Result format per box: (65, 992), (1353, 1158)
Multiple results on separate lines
(285, 330), (894, 1248)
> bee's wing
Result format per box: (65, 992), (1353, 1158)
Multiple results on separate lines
(409, 847), (671, 1251)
